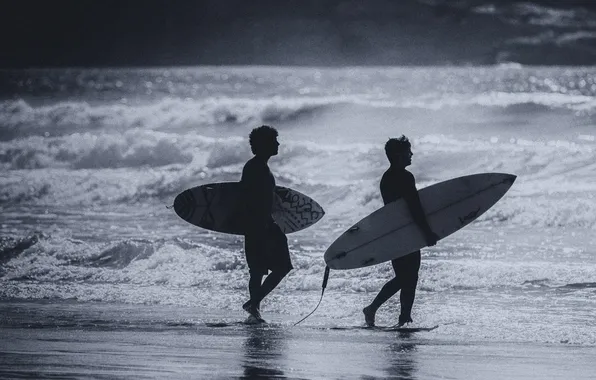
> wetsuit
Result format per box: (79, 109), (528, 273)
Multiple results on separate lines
(375, 165), (429, 323)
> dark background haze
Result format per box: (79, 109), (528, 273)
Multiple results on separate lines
(2, 0), (596, 67)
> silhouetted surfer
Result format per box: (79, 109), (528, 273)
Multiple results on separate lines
(363, 136), (438, 327)
(240, 125), (293, 322)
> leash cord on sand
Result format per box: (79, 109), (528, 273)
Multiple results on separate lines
(294, 266), (330, 326)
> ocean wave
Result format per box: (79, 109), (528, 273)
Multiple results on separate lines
(0, 129), (238, 170)
(560, 282), (596, 289)
(3, 233), (595, 297)
(473, 3), (596, 28)
(75, 239), (158, 269)
(0, 234), (238, 285)
(0, 233), (45, 267)
(420, 258), (596, 292)
(2, 133), (596, 228)
(0, 96), (351, 139)
(3, 90), (595, 140)
(400, 91), (596, 112)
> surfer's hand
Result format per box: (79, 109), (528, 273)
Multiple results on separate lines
(424, 230), (439, 246)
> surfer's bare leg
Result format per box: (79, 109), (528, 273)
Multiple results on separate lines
(244, 267), (290, 318)
(258, 268), (290, 301)
(398, 268), (419, 325)
(245, 268), (290, 306)
(244, 223), (293, 312)
(364, 277), (402, 326)
(397, 251), (421, 326)
(248, 273), (263, 307)
(398, 279), (417, 326)
(244, 272), (264, 320)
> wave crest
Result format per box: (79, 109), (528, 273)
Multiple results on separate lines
(0, 97), (336, 139)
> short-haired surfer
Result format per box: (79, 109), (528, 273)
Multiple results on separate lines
(363, 135), (439, 327)
(240, 125), (293, 322)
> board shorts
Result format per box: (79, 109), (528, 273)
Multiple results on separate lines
(244, 222), (293, 276)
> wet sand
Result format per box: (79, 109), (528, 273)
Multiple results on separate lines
(1, 300), (595, 379)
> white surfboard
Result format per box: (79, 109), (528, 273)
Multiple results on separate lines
(324, 173), (516, 270)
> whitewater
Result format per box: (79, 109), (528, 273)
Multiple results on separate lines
(1, 66), (595, 346)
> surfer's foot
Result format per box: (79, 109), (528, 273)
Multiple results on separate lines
(398, 315), (413, 327)
(363, 306), (376, 327)
(243, 300), (264, 322)
(245, 315), (267, 324)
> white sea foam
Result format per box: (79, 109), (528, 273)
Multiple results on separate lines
(2, 231), (594, 293)
(2, 66), (596, 346)
(2, 133), (595, 230)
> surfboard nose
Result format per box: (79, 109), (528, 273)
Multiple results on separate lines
(498, 173), (517, 189)
(174, 190), (196, 221)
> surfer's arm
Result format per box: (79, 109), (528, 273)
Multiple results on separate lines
(403, 174), (438, 246)
(404, 191), (432, 232)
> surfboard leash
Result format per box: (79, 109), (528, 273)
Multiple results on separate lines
(293, 266), (330, 326)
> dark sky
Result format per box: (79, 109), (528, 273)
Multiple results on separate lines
(2, 0), (596, 67)
(2, 1), (211, 67)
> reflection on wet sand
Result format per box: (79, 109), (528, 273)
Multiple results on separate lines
(385, 338), (417, 380)
(360, 334), (418, 380)
(241, 325), (287, 379)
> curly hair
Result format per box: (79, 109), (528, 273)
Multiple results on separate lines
(249, 125), (278, 155)
(385, 135), (411, 160)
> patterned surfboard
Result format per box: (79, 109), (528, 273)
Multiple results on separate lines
(173, 182), (325, 235)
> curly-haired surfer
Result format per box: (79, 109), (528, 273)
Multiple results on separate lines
(240, 125), (293, 322)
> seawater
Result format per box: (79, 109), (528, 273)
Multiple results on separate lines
(1, 66), (595, 345)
